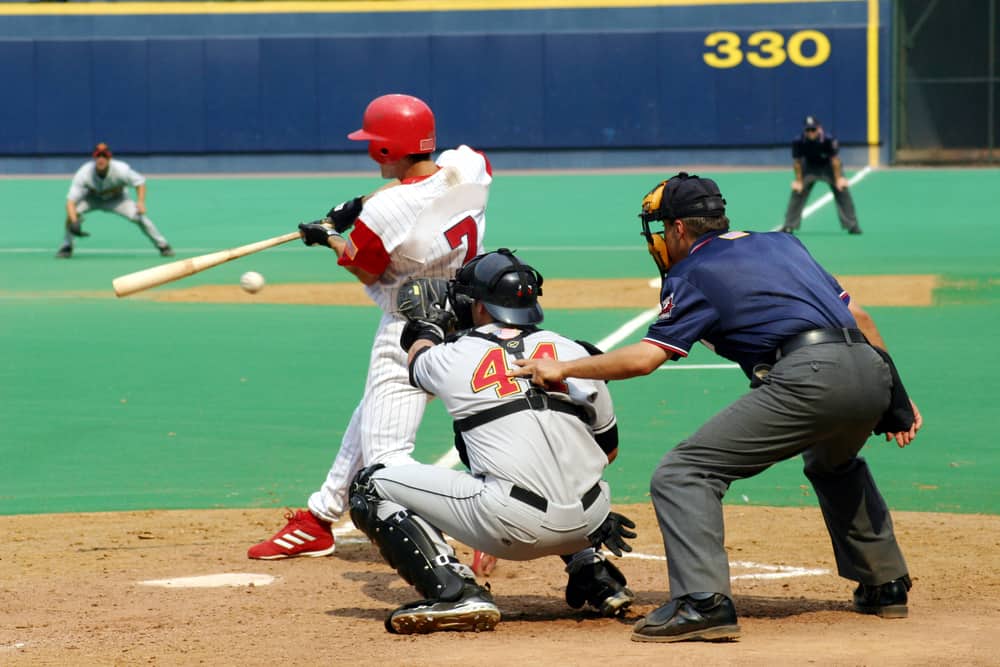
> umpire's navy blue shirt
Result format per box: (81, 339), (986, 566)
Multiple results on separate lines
(792, 130), (840, 168)
(643, 230), (856, 378)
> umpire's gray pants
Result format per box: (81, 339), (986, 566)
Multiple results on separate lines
(783, 166), (859, 231)
(650, 342), (909, 599)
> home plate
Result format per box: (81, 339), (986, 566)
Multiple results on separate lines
(138, 573), (276, 588)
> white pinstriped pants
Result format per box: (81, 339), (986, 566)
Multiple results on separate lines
(309, 314), (428, 522)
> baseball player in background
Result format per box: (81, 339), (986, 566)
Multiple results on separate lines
(515, 173), (920, 643)
(57, 143), (173, 259)
(247, 93), (493, 560)
(781, 115), (863, 235)
(349, 248), (637, 633)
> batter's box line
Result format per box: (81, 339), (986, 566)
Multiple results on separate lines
(621, 552), (829, 580)
(334, 523), (828, 581)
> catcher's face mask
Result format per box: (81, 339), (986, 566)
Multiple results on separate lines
(448, 249), (544, 328)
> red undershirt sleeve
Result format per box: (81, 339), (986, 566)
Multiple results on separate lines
(337, 219), (391, 276)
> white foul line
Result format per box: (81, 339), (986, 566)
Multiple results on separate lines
(658, 363), (739, 371)
(770, 166), (871, 231)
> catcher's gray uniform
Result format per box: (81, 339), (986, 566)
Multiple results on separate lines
(366, 322), (617, 560)
(64, 159), (170, 250)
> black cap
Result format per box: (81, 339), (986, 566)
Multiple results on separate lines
(640, 172), (726, 223)
(803, 115), (820, 129)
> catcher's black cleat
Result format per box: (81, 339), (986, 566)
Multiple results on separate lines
(566, 559), (635, 617)
(55, 245), (73, 259)
(386, 582), (500, 635)
(158, 245), (175, 257)
(631, 594), (740, 643)
(853, 574), (911, 618)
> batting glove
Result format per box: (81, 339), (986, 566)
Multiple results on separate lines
(325, 196), (364, 233)
(298, 221), (340, 247)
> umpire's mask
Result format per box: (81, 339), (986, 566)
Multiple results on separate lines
(639, 172), (726, 274)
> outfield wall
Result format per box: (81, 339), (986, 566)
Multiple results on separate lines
(0, 0), (890, 170)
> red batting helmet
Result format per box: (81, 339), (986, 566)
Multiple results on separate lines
(348, 94), (435, 164)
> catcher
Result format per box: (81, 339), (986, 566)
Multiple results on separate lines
(349, 249), (636, 634)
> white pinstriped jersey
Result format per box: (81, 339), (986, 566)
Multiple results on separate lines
(68, 160), (145, 202)
(411, 323), (616, 506)
(352, 145), (491, 312)
(306, 145), (492, 522)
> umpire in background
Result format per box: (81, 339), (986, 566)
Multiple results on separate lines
(514, 173), (921, 643)
(782, 115), (862, 235)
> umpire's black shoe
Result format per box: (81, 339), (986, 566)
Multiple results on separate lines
(55, 245), (72, 259)
(386, 582), (500, 635)
(853, 574), (911, 618)
(631, 594), (740, 643)
(566, 559), (635, 617)
(848, 226), (863, 235)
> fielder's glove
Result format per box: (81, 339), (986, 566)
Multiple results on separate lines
(588, 511), (637, 557)
(68, 219), (89, 237)
(325, 196), (364, 233)
(397, 278), (457, 351)
(298, 221), (340, 247)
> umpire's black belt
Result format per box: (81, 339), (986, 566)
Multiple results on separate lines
(454, 389), (587, 432)
(778, 327), (867, 359)
(509, 482), (602, 513)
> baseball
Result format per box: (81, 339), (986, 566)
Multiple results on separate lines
(239, 271), (265, 294)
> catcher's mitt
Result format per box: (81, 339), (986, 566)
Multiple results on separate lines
(397, 278), (457, 351)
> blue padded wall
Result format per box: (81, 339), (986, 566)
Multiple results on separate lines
(0, 20), (875, 156)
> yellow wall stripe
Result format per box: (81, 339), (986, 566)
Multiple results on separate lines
(866, 0), (880, 167)
(0, 0), (860, 18)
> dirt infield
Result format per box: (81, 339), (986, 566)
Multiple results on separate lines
(143, 275), (939, 308)
(3, 504), (998, 666)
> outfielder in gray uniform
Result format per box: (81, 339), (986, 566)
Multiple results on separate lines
(515, 174), (921, 643)
(57, 143), (173, 259)
(348, 249), (637, 634)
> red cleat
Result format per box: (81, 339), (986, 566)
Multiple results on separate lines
(247, 509), (335, 560)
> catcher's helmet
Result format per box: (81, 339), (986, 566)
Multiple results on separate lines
(639, 172), (726, 273)
(348, 94), (436, 164)
(450, 248), (543, 327)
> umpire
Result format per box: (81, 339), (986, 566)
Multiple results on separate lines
(514, 173), (921, 643)
(782, 115), (863, 235)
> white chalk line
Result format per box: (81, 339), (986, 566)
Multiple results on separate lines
(621, 552), (828, 580)
(0, 245), (648, 255)
(769, 166), (871, 232)
(138, 573), (277, 588)
(340, 522), (827, 581)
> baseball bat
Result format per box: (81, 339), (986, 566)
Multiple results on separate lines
(112, 231), (301, 297)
